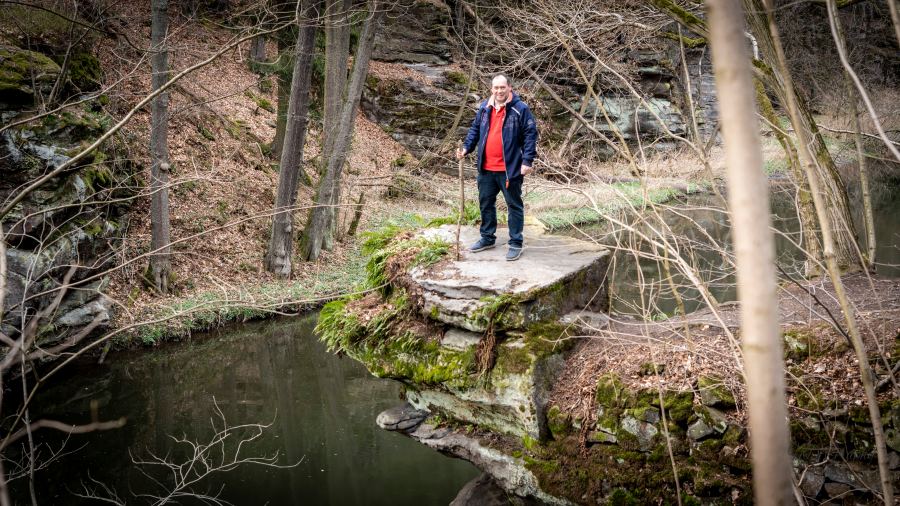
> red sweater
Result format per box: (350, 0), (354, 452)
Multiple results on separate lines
(483, 106), (506, 172)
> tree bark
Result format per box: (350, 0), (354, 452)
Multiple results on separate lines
(322, 0), (352, 164)
(321, 0), (353, 251)
(264, 2), (317, 277)
(271, 33), (293, 159)
(742, 0), (860, 273)
(300, 0), (381, 261)
(834, 34), (875, 269)
(249, 35), (267, 64)
(149, 0), (172, 294)
(706, 1), (793, 504)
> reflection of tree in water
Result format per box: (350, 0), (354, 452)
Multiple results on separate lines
(17, 315), (477, 505)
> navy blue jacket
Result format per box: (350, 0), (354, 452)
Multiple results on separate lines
(462, 93), (538, 180)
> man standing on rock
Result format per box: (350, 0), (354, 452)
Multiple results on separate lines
(456, 75), (538, 261)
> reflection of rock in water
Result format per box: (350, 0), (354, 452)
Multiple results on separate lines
(451, 473), (537, 506)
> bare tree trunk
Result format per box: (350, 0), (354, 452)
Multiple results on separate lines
(838, 66), (876, 269)
(249, 35), (267, 64)
(889, 0), (900, 50)
(272, 34), (293, 159)
(300, 0), (381, 261)
(754, 80), (823, 272)
(149, 0), (172, 294)
(847, 79), (876, 269)
(706, 1), (793, 504)
(265, 2), (317, 277)
(322, 0), (352, 164)
(346, 192), (365, 238)
(742, 0), (860, 274)
(321, 0), (353, 251)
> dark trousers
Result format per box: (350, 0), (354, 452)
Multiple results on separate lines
(477, 171), (524, 248)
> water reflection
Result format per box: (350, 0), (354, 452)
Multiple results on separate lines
(564, 180), (900, 317)
(14, 315), (477, 505)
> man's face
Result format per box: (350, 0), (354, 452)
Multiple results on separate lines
(491, 78), (510, 103)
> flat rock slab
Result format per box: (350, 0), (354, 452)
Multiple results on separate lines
(413, 226), (610, 332)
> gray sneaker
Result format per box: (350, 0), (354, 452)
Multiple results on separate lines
(506, 246), (522, 261)
(469, 239), (496, 253)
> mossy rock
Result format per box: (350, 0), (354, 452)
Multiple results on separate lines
(783, 328), (820, 361)
(0, 44), (61, 105)
(697, 375), (736, 409)
(522, 431), (752, 505)
(596, 373), (630, 411)
(317, 294), (477, 387)
(65, 51), (101, 91)
(657, 390), (694, 426)
(494, 321), (575, 376)
(546, 405), (572, 439)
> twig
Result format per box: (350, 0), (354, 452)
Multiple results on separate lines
(0, 418), (126, 451)
(456, 141), (464, 260)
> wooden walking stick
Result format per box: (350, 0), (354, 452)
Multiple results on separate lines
(456, 140), (465, 260)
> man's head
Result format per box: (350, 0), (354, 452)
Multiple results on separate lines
(491, 75), (511, 104)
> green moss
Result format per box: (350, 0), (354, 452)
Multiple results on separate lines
(697, 375), (736, 409)
(82, 165), (113, 192)
(782, 328), (821, 361)
(316, 289), (477, 386)
(521, 431), (752, 505)
(316, 297), (365, 352)
(607, 488), (638, 505)
(524, 455), (559, 474)
(648, 0), (707, 33)
(444, 70), (469, 86)
(658, 390), (694, 426)
(413, 238), (451, 267)
(362, 231), (451, 294)
(547, 405), (572, 438)
(467, 293), (524, 332)
(245, 89), (275, 113)
(522, 434), (540, 451)
(497, 320), (577, 371)
(661, 32), (706, 48)
(625, 406), (658, 422)
(794, 386), (834, 411)
(0, 45), (60, 90)
(596, 373), (630, 410)
(681, 494), (702, 506)
(66, 51), (101, 91)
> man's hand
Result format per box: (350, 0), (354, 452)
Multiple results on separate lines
(455, 147), (466, 160)
(521, 165), (533, 176)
